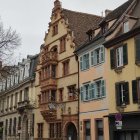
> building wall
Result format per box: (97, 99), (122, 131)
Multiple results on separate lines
(107, 38), (140, 113)
(79, 43), (109, 140)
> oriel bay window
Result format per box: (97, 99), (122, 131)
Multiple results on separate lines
(110, 44), (128, 69)
(80, 79), (106, 101)
(115, 82), (129, 106)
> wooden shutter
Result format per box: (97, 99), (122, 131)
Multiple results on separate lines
(90, 83), (95, 99)
(124, 82), (129, 104)
(115, 83), (121, 106)
(110, 49), (115, 69)
(132, 80), (138, 103)
(93, 50), (97, 65)
(80, 87), (84, 101)
(80, 57), (83, 70)
(101, 80), (106, 97)
(123, 44), (128, 65)
(86, 54), (89, 69)
(100, 46), (105, 62)
(135, 38), (140, 63)
(91, 51), (94, 65)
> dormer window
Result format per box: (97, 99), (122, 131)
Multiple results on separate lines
(52, 24), (58, 36)
(89, 31), (95, 41)
(101, 23), (108, 34)
(123, 21), (129, 33)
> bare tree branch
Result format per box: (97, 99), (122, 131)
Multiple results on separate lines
(0, 20), (21, 79)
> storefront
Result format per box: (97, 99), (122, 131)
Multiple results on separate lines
(0, 122), (3, 140)
(108, 112), (140, 140)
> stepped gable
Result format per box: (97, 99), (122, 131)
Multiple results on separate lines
(100, 0), (133, 24)
(62, 9), (103, 47)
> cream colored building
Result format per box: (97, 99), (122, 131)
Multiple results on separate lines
(34, 0), (102, 140)
(0, 55), (38, 140)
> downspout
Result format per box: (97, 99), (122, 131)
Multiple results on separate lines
(77, 55), (80, 140)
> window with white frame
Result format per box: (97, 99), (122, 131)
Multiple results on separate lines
(110, 44), (128, 69)
(19, 68), (24, 81)
(116, 47), (123, 67)
(0, 82), (2, 92)
(15, 72), (19, 84)
(80, 79), (106, 101)
(10, 75), (14, 86)
(2, 80), (6, 91)
(80, 53), (89, 71)
(24, 63), (30, 78)
(123, 21), (129, 33)
(7, 77), (11, 88)
(91, 45), (104, 66)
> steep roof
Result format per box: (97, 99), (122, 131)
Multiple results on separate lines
(100, 0), (133, 24)
(62, 9), (103, 47)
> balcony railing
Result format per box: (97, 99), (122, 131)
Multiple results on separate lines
(17, 100), (31, 113)
(42, 51), (58, 64)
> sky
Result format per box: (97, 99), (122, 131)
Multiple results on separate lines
(0, 0), (128, 62)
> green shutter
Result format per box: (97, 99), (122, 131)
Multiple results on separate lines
(135, 38), (140, 63)
(123, 44), (128, 65)
(132, 80), (138, 103)
(90, 83), (95, 99)
(86, 54), (89, 69)
(93, 51), (97, 65)
(80, 57), (83, 70)
(80, 87), (84, 101)
(115, 83), (121, 106)
(124, 82), (129, 104)
(110, 49), (116, 69)
(91, 51), (94, 65)
(101, 80), (106, 97)
(100, 46), (105, 62)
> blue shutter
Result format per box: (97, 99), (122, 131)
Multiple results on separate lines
(100, 46), (105, 62)
(93, 51), (97, 65)
(101, 80), (106, 97)
(80, 86), (84, 101)
(91, 83), (95, 99)
(83, 55), (86, 70)
(91, 51), (94, 66)
(86, 54), (89, 69)
(80, 56), (83, 70)
(89, 84), (92, 100)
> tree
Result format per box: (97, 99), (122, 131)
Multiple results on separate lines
(0, 20), (21, 79)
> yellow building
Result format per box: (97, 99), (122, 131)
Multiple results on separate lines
(103, 0), (140, 139)
(34, 0), (102, 140)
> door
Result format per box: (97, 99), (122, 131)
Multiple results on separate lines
(67, 123), (77, 140)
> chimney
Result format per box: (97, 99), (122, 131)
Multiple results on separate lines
(53, 0), (62, 13)
(105, 9), (112, 16)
